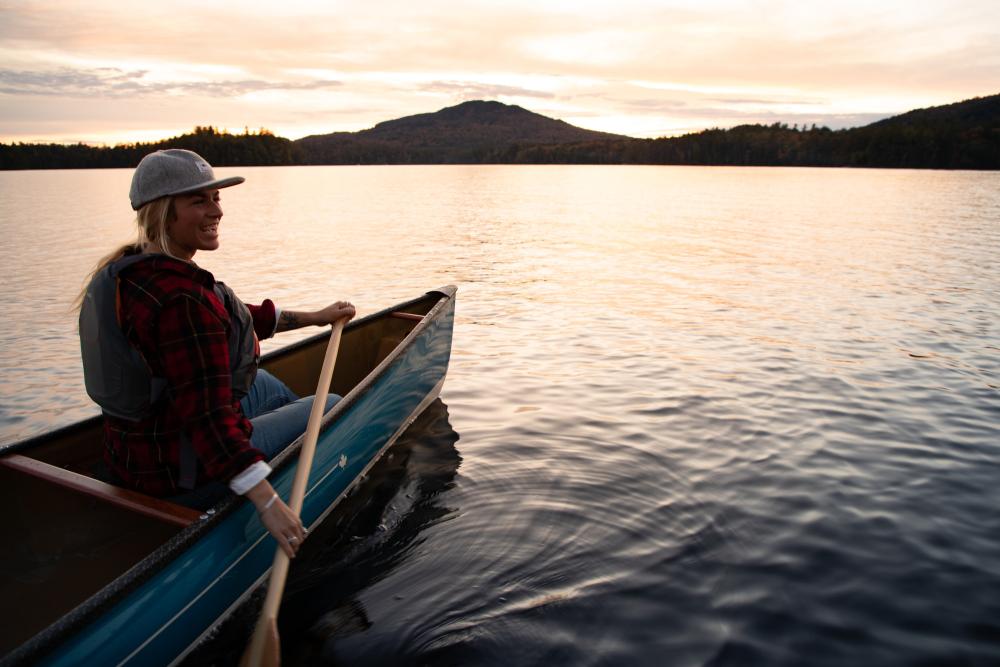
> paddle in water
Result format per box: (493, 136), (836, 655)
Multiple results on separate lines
(242, 319), (346, 667)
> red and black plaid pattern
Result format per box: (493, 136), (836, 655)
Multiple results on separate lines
(101, 254), (277, 496)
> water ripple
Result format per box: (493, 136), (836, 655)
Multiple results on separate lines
(4, 166), (1000, 665)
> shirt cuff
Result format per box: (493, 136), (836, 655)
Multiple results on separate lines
(229, 460), (272, 495)
(273, 306), (282, 336)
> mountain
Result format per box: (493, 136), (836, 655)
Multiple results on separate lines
(835, 94), (1000, 168)
(506, 93), (1000, 170)
(293, 95), (1000, 168)
(866, 94), (1000, 130)
(295, 100), (628, 164)
(1, 94), (997, 170)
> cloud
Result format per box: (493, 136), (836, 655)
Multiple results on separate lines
(0, 67), (148, 96)
(420, 80), (555, 100)
(4, 1), (985, 88)
(708, 97), (828, 107)
(0, 0), (997, 141)
(0, 67), (341, 98)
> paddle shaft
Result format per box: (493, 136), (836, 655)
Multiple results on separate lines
(244, 319), (345, 666)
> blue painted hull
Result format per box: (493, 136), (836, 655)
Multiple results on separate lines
(33, 290), (454, 666)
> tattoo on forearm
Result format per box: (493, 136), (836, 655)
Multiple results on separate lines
(279, 311), (300, 330)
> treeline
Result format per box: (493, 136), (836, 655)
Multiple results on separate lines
(484, 122), (999, 169)
(294, 135), (413, 165)
(300, 121), (1000, 169)
(295, 136), (524, 164)
(2, 96), (998, 170)
(0, 126), (301, 170)
(4, 123), (997, 171)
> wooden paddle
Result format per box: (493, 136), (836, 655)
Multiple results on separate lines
(242, 318), (346, 667)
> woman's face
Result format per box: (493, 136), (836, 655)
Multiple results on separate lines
(168, 188), (223, 260)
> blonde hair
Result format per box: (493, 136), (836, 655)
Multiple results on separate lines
(74, 196), (178, 310)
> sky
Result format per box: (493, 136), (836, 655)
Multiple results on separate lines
(1, 0), (998, 144)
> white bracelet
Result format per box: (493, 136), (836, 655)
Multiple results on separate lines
(260, 493), (279, 514)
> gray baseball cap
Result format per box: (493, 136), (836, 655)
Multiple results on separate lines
(129, 149), (245, 210)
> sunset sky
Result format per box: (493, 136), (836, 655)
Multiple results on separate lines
(1, 0), (997, 144)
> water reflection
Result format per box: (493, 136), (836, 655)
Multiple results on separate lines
(284, 399), (461, 665)
(4, 166), (1000, 665)
(182, 399), (461, 666)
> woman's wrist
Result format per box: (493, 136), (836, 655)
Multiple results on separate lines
(245, 479), (277, 509)
(260, 493), (279, 514)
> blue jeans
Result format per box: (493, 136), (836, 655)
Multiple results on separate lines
(242, 369), (341, 458)
(170, 370), (339, 510)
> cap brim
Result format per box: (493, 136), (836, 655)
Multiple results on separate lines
(170, 176), (246, 198)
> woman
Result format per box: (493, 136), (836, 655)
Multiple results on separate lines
(78, 148), (355, 558)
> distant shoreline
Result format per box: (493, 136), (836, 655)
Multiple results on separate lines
(2, 164), (996, 173)
(2, 94), (998, 171)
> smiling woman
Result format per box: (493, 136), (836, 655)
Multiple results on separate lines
(76, 149), (357, 560)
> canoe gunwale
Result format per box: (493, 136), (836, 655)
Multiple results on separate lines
(266, 286), (455, 477)
(2, 286), (456, 667)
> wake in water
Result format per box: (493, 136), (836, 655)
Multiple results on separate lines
(182, 399), (462, 666)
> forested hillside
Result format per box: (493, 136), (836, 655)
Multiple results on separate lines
(2, 95), (997, 170)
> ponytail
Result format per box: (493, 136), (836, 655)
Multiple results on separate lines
(74, 196), (177, 311)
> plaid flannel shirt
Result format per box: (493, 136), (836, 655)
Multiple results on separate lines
(102, 254), (276, 497)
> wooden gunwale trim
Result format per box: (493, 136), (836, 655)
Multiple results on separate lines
(389, 311), (425, 321)
(0, 454), (201, 528)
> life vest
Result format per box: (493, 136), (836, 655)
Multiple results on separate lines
(79, 254), (259, 421)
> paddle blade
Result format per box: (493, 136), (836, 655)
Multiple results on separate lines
(240, 617), (281, 667)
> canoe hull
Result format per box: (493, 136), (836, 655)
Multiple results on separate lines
(27, 290), (455, 667)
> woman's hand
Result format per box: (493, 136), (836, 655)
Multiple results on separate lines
(276, 301), (356, 333)
(246, 480), (305, 558)
(315, 301), (356, 326)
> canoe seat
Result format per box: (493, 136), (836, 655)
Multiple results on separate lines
(0, 454), (201, 528)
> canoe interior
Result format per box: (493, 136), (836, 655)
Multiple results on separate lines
(0, 294), (437, 655)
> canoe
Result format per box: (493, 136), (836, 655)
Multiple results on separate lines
(0, 286), (456, 666)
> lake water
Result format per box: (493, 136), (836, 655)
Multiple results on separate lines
(1, 165), (999, 665)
